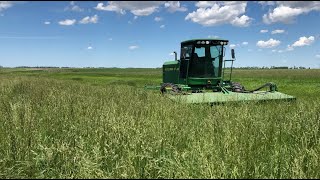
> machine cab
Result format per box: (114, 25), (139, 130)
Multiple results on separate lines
(162, 38), (228, 88)
(179, 39), (228, 86)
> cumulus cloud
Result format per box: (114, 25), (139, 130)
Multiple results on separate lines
(208, 35), (219, 38)
(154, 16), (163, 22)
(277, 36), (314, 52)
(256, 38), (281, 48)
(229, 44), (237, 48)
(258, 1), (276, 6)
(316, 54), (320, 58)
(58, 19), (76, 26)
(292, 36), (315, 47)
(286, 45), (294, 51)
(94, 1), (163, 16)
(87, 46), (93, 50)
(242, 42), (248, 45)
(44, 21), (51, 25)
(95, 2), (126, 14)
(195, 1), (218, 8)
(164, 1), (187, 12)
(260, 29), (268, 33)
(65, 1), (84, 12)
(263, 1), (320, 24)
(79, 15), (98, 24)
(129, 45), (139, 50)
(231, 15), (252, 27)
(185, 1), (253, 27)
(160, 24), (165, 28)
(0, 1), (15, 12)
(271, 29), (285, 34)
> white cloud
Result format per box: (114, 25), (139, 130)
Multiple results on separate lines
(0, 1), (15, 12)
(65, 1), (84, 12)
(79, 15), (98, 24)
(58, 19), (76, 26)
(229, 44), (236, 48)
(185, 1), (252, 27)
(154, 16), (163, 22)
(87, 46), (93, 50)
(95, 2), (126, 14)
(44, 21), (51, 25)
(131, 7), (158, 16)
(129, 45), (139, 50)
(164, 1), (187, 12)
(195, 1), (217, 8)
(292, 36), (315, 47)
(94, 1), (163, 16)
(256, 38), (281, 48)
(208, 35), (219, 38)
(160, 24), (165, 28)
(278, 37), (313, 53)
(260, 29), (268, 33)
(272, 49), (277, 52)
(286, 45), (294, 51)
(258, 1), (276, 6)
(263, 2), (320, 24)
(134, 16), (138, 20)
(316, 54), (320, 58)
(108, 38), (113, 41)
(242, 41), (248, 45)
(231, 15), (252, 27)
(271, 29), (285, 34)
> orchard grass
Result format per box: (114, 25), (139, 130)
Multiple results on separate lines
(0, 68), (319, 178)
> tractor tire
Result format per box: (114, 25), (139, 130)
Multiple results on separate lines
(231, 82), (245, 92)
(160, 83), (181, 94)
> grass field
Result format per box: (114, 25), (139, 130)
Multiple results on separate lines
(0, 68), (319, 178)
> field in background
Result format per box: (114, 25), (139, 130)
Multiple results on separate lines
(0, 68), (319, 178)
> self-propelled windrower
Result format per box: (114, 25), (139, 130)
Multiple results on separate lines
(145, 38), (295, 104)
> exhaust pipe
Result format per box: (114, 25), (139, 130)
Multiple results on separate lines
(174, 51), (177, 61)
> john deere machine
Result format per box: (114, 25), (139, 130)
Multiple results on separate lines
(145, 38), (295, 104)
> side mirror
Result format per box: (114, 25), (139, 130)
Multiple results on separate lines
(231, 49), (235, 59)
(173, 51), (177, 61)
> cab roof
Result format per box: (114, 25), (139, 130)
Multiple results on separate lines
(181, 38), (228, 44)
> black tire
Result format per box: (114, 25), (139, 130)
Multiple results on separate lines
(160, 83), (181, 94)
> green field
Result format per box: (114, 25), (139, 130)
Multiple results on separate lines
(0, 68), (319, 178)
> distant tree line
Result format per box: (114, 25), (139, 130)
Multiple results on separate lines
(234, 66), (310, 69)
(0, 65), (313, 69)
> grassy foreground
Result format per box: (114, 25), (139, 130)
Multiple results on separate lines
(0, 68), (319, 178)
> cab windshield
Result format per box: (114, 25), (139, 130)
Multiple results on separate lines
(188, 45), (222, 78)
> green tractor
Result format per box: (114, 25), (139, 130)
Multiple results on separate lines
(146, 38), (295, 104)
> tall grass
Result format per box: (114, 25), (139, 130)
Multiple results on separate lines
(0, 72), (319, 178)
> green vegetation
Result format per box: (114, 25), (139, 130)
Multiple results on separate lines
(0, 68), (319, 178)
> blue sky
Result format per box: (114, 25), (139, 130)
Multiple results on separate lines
(1, 1), (320, 68)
